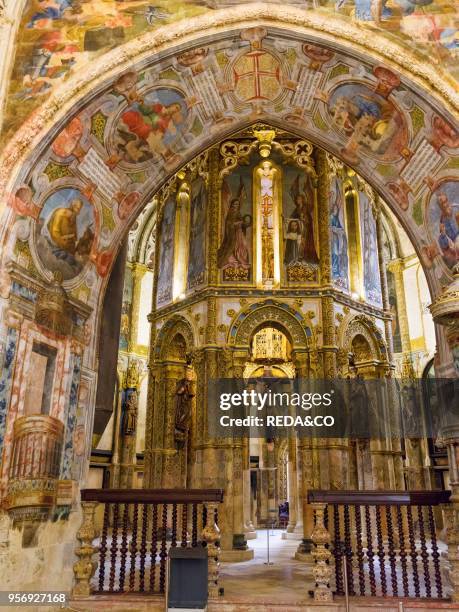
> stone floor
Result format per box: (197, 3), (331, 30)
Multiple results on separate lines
(64, 529), (459, 612)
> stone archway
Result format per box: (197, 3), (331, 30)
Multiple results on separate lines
(0, 8), (457, 343)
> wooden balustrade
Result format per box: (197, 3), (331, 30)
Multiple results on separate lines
(308, 490), (451, 602)
(72, 489), (223, 599)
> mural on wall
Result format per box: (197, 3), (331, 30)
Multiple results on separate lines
(426, 180), (459, 270)
(327, 81), (408, 164)
(156, 195), (176, 306)
(187, 178), (207, 290)
(35, 187), (95, 281)
(387, 270), (403, 353)
(3, 0), (458, 144)
(359, 192), (383, 306)
(114, 86), (189, 165)
(282, 166), (319, 283)
(329, 176), (349, 292)
(4, 29), (458, 306)
(119, 267), (133, 351)
(218, 169), (252, 282)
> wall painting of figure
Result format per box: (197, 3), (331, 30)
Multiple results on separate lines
(359, 191), (382, 306)
(187, 178), (207, 290)
(329, 176), (350, 292)
(327, 82), (408, 163)
(35, 187), (95, 281)
(115, 87), (188, 164)
(426, 180), (459, 270)
(156, 196), (176, 306)
(217, 167), (253, 282)
(282, 165), (319, 283)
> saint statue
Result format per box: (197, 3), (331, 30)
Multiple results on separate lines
(122, 390), (138, 436)
(174, 374), (195, 443)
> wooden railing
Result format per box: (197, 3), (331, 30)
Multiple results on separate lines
(308, 490), (451, 603)
(72, 489), (223, 599)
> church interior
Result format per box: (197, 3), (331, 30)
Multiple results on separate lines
(0, 1), (458, 610)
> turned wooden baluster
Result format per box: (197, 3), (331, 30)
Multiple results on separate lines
(407, 504), (420, 597)
(396, 505), (409, 597)
(118, 503), (129, 592)
(311, 503), (333, 602)
(192, 503), (198, 547)
(201, 502), (220, 599)
(159, 503), (168, 593)
(375, 505), (387, 597)
(171, 503), (178, 549)
(355, 505), (365, 596)
(72, 501), (100, 598)
(343, 503), (355, 596)
(98, 503), (110, 593)
(418, 506), (432, 598)
(181, 503), (188, 548)
(108, 503), (120, 592)
(139, 504), (148, 593)
(149, 503), (159, 592)
(427, 505), (443, 598)
(333, 505), (344, 597)
(385, 505), (398, 596)
(129, 503), (139, 592)
(364, 505), (376, 597)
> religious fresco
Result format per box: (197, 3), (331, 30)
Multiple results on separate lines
(156, 196), (175, 306)
(35, 187), (95, 281)
(359, 191), (383, 306)
(387, 270), (403, 353)
(218, 168), (253, 283)
(426, 180), (459, 270)
(3, 28), (458, 307)
(114, 86), (189, 165)
(282, 165), (319, 283)
(119, 267), (133, 351)
(327, 81), (408, 163)
(2, 0), (458, 144)
(329, 176), (350, 292)
(187, 178), (207, 290)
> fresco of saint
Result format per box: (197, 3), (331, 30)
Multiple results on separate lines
(286, 174), (318, 265)
(36, 188), (95, 280)
(187, 179), (207, 289)
(116, 88), (187, 163)
(217, 177), (252, 274)
(428, 183), (459, 269)
(329, 177), (349, 291)
(359, 192), (382, 305)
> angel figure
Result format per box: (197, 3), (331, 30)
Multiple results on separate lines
(217, 177), (252, 270)
(288, 174), (319, 264)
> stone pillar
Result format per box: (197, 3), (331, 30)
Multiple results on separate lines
(386, 258), (412, 363)
(429, 268), (459, 601)
(128, 263), (148, 353)
(72, 502), (99, 598)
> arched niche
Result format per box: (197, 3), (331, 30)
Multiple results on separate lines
(154, 316), (195, 362)
(228, 300), (312, 353)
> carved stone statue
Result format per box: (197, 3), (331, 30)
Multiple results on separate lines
(122, 390), (138, 436)
(174, 375), (195, 444)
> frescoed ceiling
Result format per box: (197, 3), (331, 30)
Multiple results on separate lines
(2, 0), (458, 144)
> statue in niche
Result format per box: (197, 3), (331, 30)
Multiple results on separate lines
(174, 371), (195, 445)
(217, 177), (252, 280)
(256, 161), (277, 283)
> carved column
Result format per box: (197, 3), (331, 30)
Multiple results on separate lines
(386, 258), (412, 364)
(72, 501), (99, 598)
(429, 269), (459, 601)
(310, 502), (333, 602)
(144, 196), (161, 487)
(202, 501), (221, 599)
